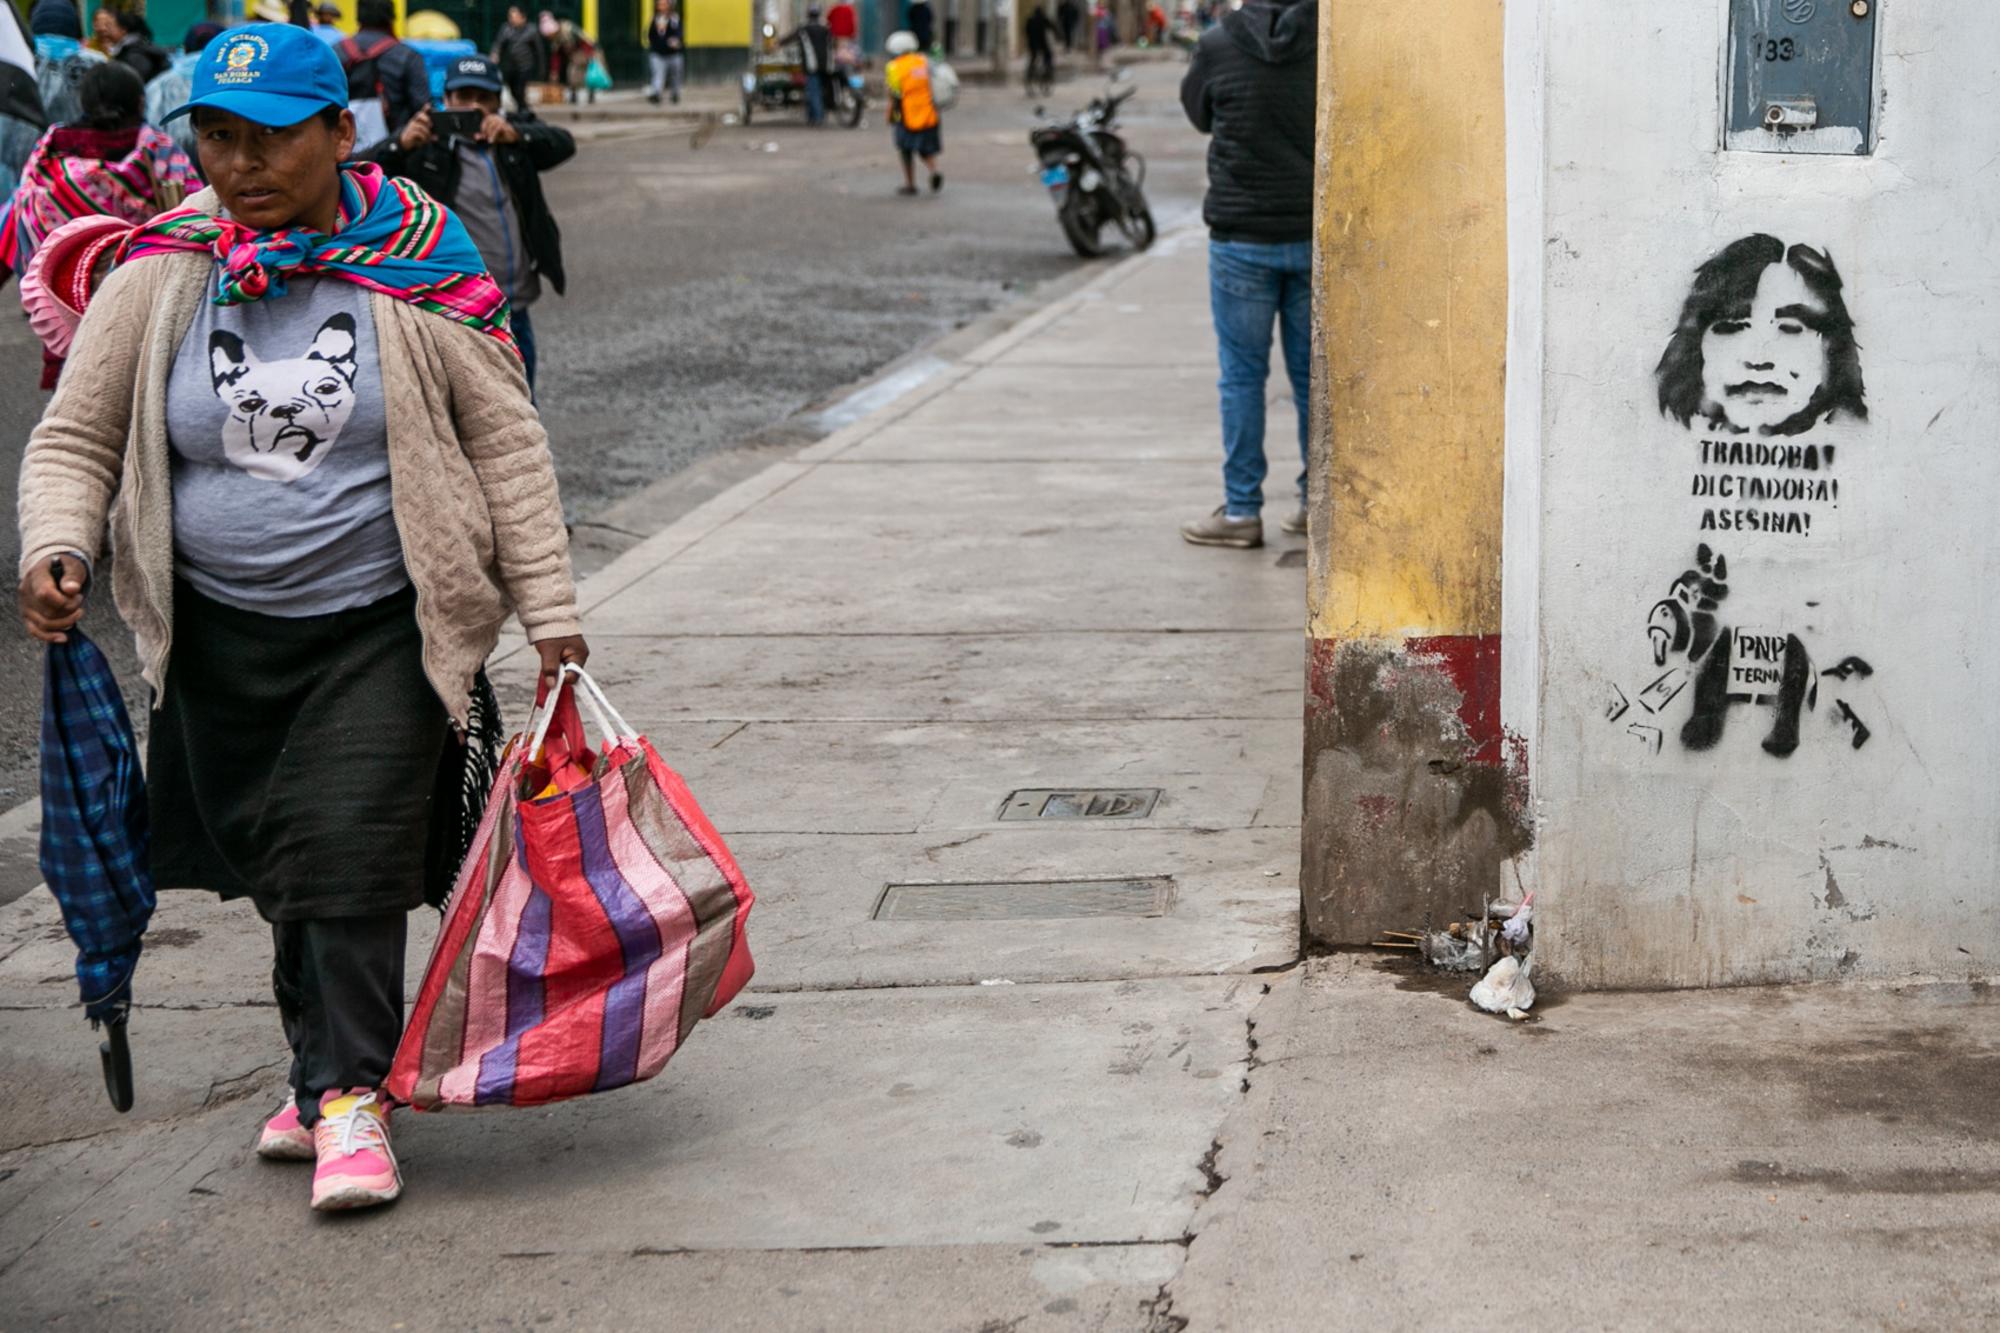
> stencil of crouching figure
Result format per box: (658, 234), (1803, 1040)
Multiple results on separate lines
(1644, 544), (1873, 757)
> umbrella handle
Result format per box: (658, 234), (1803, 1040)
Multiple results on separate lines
(99, 1015), (133, 1113)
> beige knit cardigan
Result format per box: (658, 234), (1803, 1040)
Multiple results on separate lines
(17, 193), (581, 726)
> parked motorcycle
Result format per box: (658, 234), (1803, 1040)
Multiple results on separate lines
(1030, 78), (1155, 258)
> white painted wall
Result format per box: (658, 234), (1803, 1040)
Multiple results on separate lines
(1512, 0), (2000, 987)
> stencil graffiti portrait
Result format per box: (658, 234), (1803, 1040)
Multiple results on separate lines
(1607, 233), (1879, 760)
(1656, 234), (1866, 439)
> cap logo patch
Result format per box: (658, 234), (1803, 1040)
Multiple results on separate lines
(216, 34), (270, 84)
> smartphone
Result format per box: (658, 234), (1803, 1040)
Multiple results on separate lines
(430, 108), (485, 142)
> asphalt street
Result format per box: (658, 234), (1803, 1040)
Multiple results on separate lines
(0, 60), (1206, 806)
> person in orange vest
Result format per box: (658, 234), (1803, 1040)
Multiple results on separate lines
(883, 30), (941, 196)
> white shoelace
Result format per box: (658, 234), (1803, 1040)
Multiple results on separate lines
(316, 1091), (389, 1159)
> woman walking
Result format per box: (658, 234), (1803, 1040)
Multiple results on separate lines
(16, 24), (586, 1214)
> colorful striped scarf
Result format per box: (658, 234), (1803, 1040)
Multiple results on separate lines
(0, 124), (200, 277)
(117, 162), (517, 356)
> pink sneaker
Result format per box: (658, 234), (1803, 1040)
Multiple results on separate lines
(256, 1091), (315, 1161)
(309, 1089), (401, 1212)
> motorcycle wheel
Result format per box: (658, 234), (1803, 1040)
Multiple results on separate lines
(1059, 192), (1105, 259)
(840, 86), (866, 128)
(1121, 196), (1157, 252)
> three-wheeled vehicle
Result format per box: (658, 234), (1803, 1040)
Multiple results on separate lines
(741, 23), (867, 126)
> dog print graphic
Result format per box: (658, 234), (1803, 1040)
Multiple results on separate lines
(207, 312), (360, 483)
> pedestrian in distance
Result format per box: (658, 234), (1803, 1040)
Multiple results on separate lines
(782, 6), (834, 126)
(884, 30), (941, 197)
(553, 14), (597, 105)
(338, 0), (432, 149)
(308, 0), (346, 43)
(1025, 2), (1057, 96)
(142, 20), (224, 162)
(492, 5), (547, 112)
(6, 0), (103, 194)
(907, 0), (936, 50)
(1177, 0), (1316, 548)
(645, 0), (686, 105)
(364, 55), (576, 391)
(16, 22), (586, 1214)
(827, 0), (859, 66)
(1057, 0), (1081, 52)
(94, 6), (169, 84)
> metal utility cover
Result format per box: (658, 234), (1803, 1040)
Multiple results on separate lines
(1726, 0), (1879, 155)
(873, 877), (1174, 921)
(998, 788), (1163, 821)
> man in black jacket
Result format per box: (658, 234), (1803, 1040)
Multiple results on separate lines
(492, 4), (549, 113)
(339, 0), (432, 149)
(1177, 0), (1317, 550)
(781, 7), (833, 125)
(366, 56), (576, 390)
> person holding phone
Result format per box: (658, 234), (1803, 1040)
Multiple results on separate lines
(363, 56), (575, 390)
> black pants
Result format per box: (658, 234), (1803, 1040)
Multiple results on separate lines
(272, 913), (407, 1125)
(505, 70), (531, 113)
(1027, 44), (1054, 86)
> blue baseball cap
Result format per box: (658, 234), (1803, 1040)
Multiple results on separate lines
(443, 56), (504, 94)
(165, 22), (350, 127)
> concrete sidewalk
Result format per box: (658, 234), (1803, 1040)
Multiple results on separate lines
(0, 231), (1310, 1329)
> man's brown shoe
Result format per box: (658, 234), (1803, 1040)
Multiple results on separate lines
(1279, 508), (1308, 536)
(1181, 507), (1264, 549)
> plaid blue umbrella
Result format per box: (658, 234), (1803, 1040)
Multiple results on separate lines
(39, 630), (153, 1025)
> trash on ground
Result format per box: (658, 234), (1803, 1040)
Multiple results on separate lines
(1421, 929), (1486, 972)
(1470, 955), (1536, 1017)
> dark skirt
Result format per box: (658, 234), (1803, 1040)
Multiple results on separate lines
(148, 581), (451, 923)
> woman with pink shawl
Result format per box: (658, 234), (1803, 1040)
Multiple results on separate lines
(2, 61), (198, 387)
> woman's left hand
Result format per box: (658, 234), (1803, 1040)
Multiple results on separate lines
(534, 634), (589, 689)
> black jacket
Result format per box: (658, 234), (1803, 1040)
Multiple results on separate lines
(364, 115), (576, 295)
(112, 36), (170, 84)
(1179, 0), (1316, 243)
(646, 14), (685, 56)
(491, 21), (549, 78)
(783, 21), (830, 71)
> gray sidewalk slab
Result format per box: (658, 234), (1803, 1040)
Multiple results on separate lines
(1162, 956), (2000, 1330)
(3, 977), (1259, 1317)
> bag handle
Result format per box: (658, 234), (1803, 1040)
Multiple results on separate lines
(525, 663), (636, 762)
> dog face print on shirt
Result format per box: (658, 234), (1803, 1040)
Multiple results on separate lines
(207, 312), (361, 483)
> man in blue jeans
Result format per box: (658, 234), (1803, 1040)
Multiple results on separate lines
(1178, 0), (1317, 548)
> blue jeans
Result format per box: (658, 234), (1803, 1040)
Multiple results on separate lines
(511, 307), (537, 397)
(1208, 239), (1312, 516)
(803, 70), (825, 124)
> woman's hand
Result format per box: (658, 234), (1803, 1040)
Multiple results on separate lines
(19, 558), (89, 644)
(533, 634), (589, 690)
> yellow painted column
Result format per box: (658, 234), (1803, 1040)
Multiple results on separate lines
(1301, 0), (1520, 943)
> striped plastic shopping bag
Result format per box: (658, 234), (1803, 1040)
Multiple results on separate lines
(387, 665), (754, 1109)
